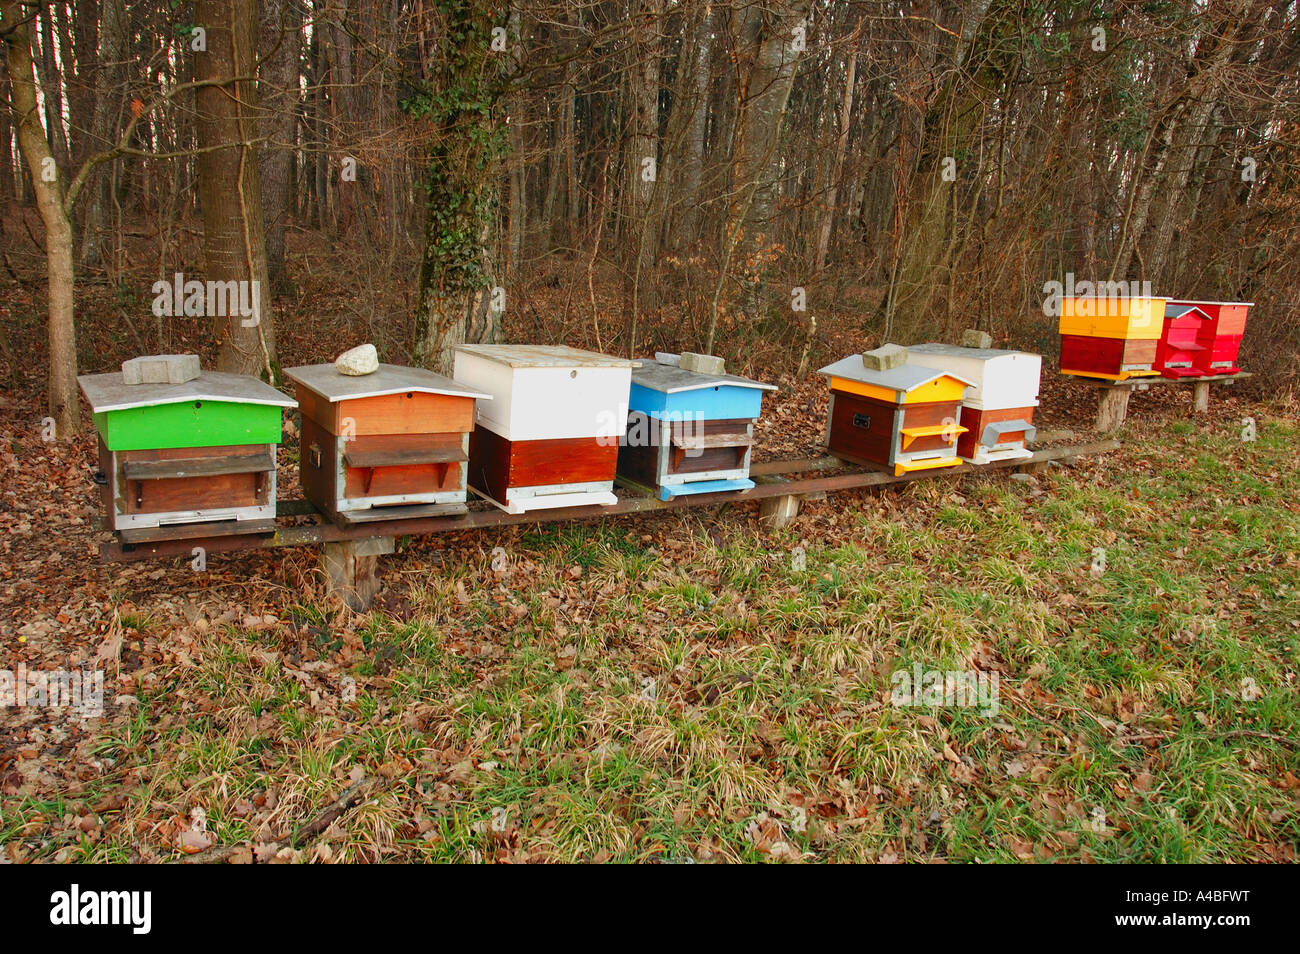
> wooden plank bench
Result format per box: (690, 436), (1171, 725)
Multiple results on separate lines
(1081, 372), (1252, 434)
(101, 440), (1119, 609)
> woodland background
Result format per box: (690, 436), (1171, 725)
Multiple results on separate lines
(2, 0), (1299, 435)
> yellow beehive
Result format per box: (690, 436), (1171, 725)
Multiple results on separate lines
(1058, 297), (1167, 340)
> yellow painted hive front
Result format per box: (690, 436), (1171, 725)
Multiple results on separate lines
(1059, 296), (1167, 340)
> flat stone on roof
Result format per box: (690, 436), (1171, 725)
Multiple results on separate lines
(122, 354), (201, 386)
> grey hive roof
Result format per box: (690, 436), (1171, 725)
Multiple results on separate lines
(455, 344), (639, 369)
(907, 342), (1036, 361)
(632, 358), (776, 394)
(78, 370), (297, 413)
(1163, 304), (1213, 321)
(1165, 299), (1255, 307)
(818, 355), (975, 392)
(285, 363), (491, 402)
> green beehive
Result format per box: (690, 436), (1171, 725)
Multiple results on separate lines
(79, 358), (296, 534)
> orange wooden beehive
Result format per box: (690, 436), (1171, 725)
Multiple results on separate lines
(285, 363), (491, 527)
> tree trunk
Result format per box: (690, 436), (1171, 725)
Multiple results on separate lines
(876, 0), (1004, 337)
(706, 0), (807, 350)
(258, 0), (301, 296)
(563, 69), (578, 234)
(194, 0), (279, 378)
(36, 7), (69, 171)
(0, 57), (13, 201)
(677, 3), (715, 244)
(412, 1), (505, 374)
(505, 10), (525, 277)
(3, 0), (80, 436)
(624, 0), (662, 347)
(79, 0), (126, 269)
(732, 0), (805, 243)
(813, 46), (856, 273)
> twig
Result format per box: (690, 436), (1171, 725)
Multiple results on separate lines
(172, 775), (379, 863)
(286, 775), (378, 848)
(176, 844), (245, 865)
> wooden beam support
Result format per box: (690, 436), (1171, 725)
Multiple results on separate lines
(1096, 387), (1132, 433)
(101, 441), (1121, 565)
(1193, 381), (1211, 414)
(1082, 372), (1251, 432)
(759, 494), (801, 530)
(321, 536), (394, 611)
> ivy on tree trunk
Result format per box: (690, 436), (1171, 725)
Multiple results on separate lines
(406, 0), (509, 375)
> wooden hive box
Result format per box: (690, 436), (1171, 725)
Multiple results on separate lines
(819, 354), (974, 476)
(1163, 299), (1252, 375)
(78, 367), (295, 535)
(619, 353), (777, 500)
(1155, 303), (1215, 378)
(906, 343), (1041, 464)
(284, 363), (491, 527)
(453, 345), (637, 513)
(1059, 296), (1166, 381)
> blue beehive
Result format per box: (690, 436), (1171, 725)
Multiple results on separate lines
(619, 352), (776, 500)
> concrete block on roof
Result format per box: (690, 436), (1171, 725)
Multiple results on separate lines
(861, 344), (907, 371)
(121, 354), (201, 386)
(679, 352), (726, 375)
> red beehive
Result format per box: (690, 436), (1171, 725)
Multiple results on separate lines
(1156, 303), (1214, 378)
(1163, 300), (1252, 376)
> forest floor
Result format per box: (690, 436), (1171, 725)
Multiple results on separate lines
(1, 227), (1298, 862)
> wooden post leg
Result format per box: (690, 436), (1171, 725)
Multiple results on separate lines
(322, 536), (395, 611)
(759, 494), (800, 530)
(1192, 381), (1210, 414)
(1096, 387), (1132, 434)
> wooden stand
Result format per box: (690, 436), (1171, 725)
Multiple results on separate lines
(106, 441), (1119, 610)
(321, 536), (394, 611)
(1083, 372), (1251, 433)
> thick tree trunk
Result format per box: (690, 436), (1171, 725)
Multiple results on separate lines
(3, 0), (80, 435)
(412, 1), (504, 374)
(194, 0), (279, 377)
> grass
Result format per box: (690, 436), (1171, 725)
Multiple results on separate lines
(4, 411), (1298, 862)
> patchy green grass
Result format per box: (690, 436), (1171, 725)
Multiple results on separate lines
(6, 411), (1298, 862)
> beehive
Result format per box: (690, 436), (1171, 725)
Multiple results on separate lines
(1154, 303), (1214, 378)
(285, 363), (491, 526)
(1162, 299), (1252, 376)
(1059, 296), (1166, 381)
(619, 353), (776, 500)
(453, 345), (636, 513)
(906, 343), (1041, 464)
(79, 361), (295, 534)
(819, 353), (973, 476)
